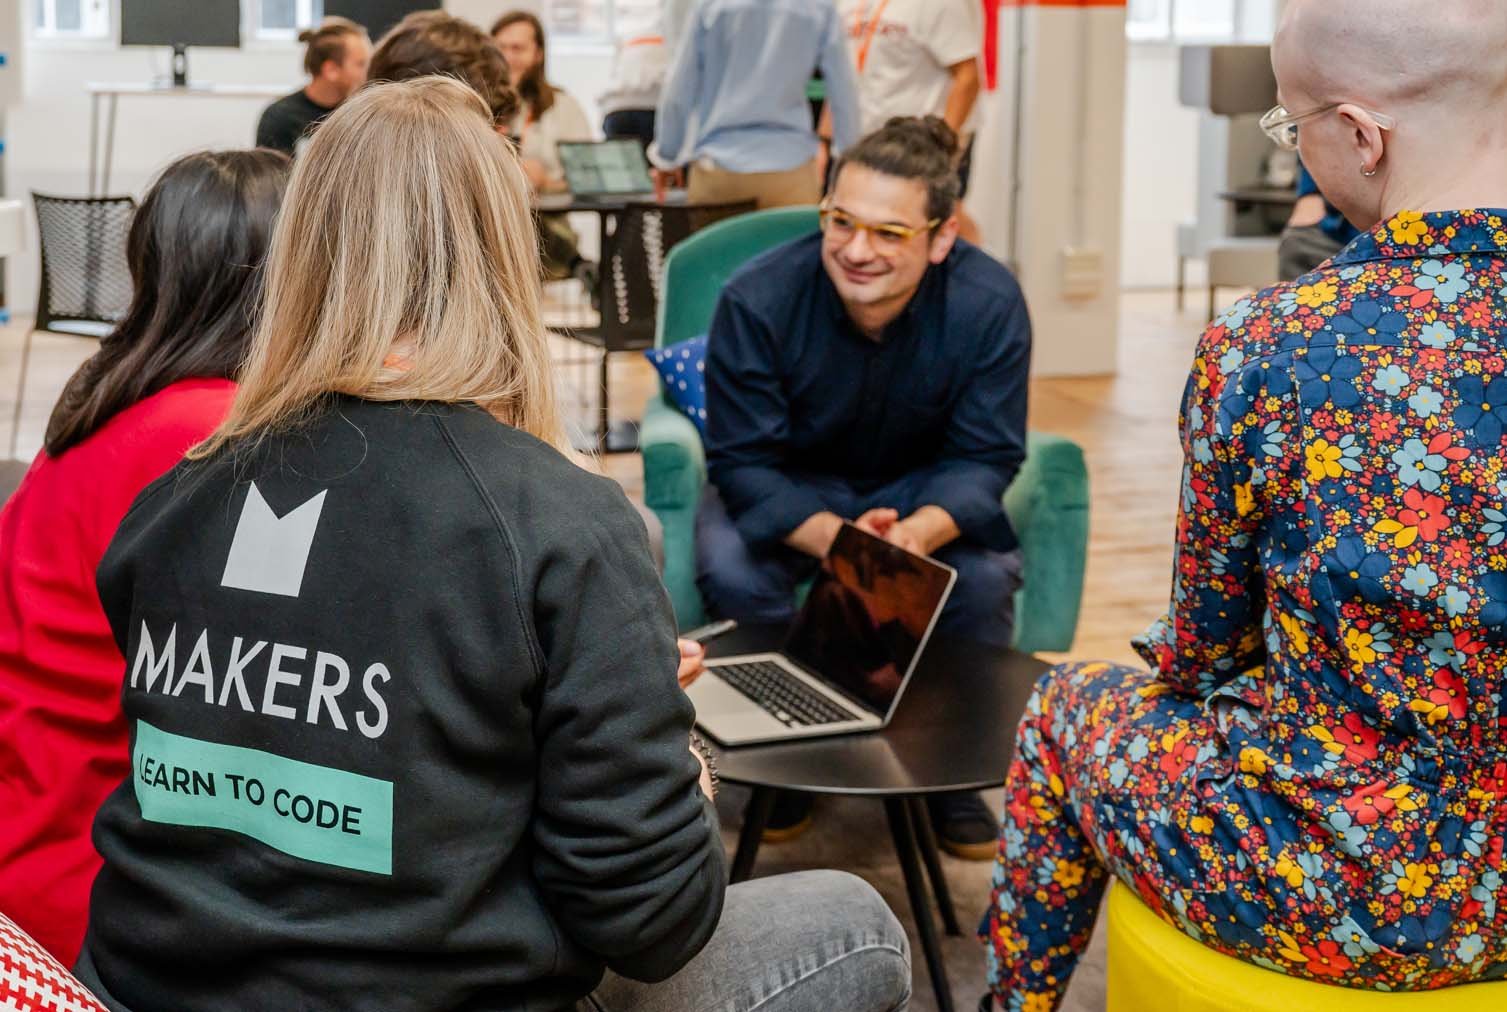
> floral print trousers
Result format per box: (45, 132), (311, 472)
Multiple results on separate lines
(982, 661), (1507, 1011)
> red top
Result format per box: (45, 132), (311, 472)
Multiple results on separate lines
(0, 378), (235, 964)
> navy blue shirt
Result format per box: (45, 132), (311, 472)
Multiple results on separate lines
(705, 233), (1032, 553)
(1296, 163), (1361, 245)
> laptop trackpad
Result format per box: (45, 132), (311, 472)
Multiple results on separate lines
(686, 673), (788, 737)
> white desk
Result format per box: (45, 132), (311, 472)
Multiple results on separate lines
(85, 82), (296, 195)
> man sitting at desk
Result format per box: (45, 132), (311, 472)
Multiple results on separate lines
(256, 18), (371, 156)
(699, 116), (1032, 856)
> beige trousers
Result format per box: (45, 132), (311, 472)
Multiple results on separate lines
(687, 158), (823, 210)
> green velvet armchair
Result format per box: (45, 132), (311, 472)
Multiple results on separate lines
(641, 207), (1091, 653)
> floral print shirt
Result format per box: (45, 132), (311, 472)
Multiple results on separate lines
(1133, 209), (1507, 965)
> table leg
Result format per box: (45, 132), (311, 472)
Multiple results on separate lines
(88, 93), (100, 196)
(885, 797), (954, 1012)
(103, 93), (119, 195)
(908, 796), (961, 936)
(730, 786), (775, 884)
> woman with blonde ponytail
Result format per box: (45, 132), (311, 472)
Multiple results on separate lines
(74, 76), (908, 1012)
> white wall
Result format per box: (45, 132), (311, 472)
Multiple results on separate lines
(981, 6), (1125, 377)
(1119, 43), (1202, 289)
(0, 1), (21, 117)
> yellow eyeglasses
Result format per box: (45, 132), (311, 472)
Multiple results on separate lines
(819, 205), (941, 250)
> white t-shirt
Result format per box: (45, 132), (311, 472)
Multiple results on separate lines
(597, 0), (700, 117)
(510, 88), (593, 185)
(838, 0), (981, 135)
(599, 37), (673, 116)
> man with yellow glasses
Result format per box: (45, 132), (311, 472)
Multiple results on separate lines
(698, 116), (1032, 857)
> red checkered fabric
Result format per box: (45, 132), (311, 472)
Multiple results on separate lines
(0, 913), (106, 1012)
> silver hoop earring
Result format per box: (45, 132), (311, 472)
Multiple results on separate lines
(1362, 166), (1378, 178)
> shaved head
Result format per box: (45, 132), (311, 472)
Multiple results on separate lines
(1273, 0), (1507, 231)
(1276, 0), (1507, 111)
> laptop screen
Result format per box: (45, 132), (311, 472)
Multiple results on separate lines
(557, 140), (654, 197)
(784, 524), (957, 718)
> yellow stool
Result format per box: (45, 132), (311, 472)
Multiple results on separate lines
(1106, 883), (1507, 1011)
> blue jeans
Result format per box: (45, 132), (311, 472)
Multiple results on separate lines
(580, 871), (911, 1012)
(696, 481), (1022, 649)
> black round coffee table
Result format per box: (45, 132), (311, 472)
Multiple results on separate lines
(703, 625), (1049, 1012)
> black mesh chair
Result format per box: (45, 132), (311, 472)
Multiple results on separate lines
(13, 193), (135, 456)
(566, 199), (755, 453)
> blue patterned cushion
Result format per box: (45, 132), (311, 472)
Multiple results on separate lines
(644, 336), (708, 437)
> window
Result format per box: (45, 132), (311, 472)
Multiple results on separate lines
(1173, 0), (1236, 40)
(32, 0), (111, 40)
(1127, 0), (1273, 43)
(545, 0), (662, 44)
(1125, 0), (1172, 42)
(253, 0), (324, 41)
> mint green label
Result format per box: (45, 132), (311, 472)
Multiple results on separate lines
(133, 721), (393, 875)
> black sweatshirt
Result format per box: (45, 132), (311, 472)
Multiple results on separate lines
(74, 397), (725, 1012)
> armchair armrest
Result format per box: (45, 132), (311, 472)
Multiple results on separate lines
(640, 395), (708, 628)
(1004, 432), (1090, 654)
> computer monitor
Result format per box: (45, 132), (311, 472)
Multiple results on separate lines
(120, 0), (240, 87)
(323, 1), (437, 41)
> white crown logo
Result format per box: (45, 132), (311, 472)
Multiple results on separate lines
(220, 483), (327, 598)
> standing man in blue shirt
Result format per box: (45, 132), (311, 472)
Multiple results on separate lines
(650, 0), (862, 209)
(699, 117), (1032, 856)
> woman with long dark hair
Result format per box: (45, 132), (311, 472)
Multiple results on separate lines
(491, 10), (596, 284)
(0, 148), (290, 964)
(490, 10), (591, 195)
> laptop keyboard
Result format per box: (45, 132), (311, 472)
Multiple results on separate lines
(714, 660), (855, 727)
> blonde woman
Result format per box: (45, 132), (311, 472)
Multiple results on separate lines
(73, 78), (908, 1012)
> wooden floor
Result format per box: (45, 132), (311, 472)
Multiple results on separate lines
(1025, 292), (1204, 663)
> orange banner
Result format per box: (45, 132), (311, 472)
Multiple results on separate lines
(999, 0), (1127, 6)
(983, 0), (1127, 90)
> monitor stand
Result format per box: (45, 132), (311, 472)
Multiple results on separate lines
(151, 45), (208, 91)
(171, 44), (188, 88)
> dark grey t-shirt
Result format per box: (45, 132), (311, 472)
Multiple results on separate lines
(76, 398), (725, 1011)
(255, 88), (334, 154)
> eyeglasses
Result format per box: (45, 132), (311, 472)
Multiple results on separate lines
(1259, 103), (1396, 151)
(819, 205), (941, 251)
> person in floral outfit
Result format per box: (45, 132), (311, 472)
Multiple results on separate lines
(983, 1), (1507, 1007)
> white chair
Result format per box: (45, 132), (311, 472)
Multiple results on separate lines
(1176, 45), (1284, 319)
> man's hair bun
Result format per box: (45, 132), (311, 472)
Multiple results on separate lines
(882, 115), (960, 161)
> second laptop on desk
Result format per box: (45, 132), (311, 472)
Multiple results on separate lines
(686, 522), (957, 747)
(557, 139), (656, 201)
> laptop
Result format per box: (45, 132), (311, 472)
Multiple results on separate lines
(557, 139), (656, 200)
(687, 522), (957, 747)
